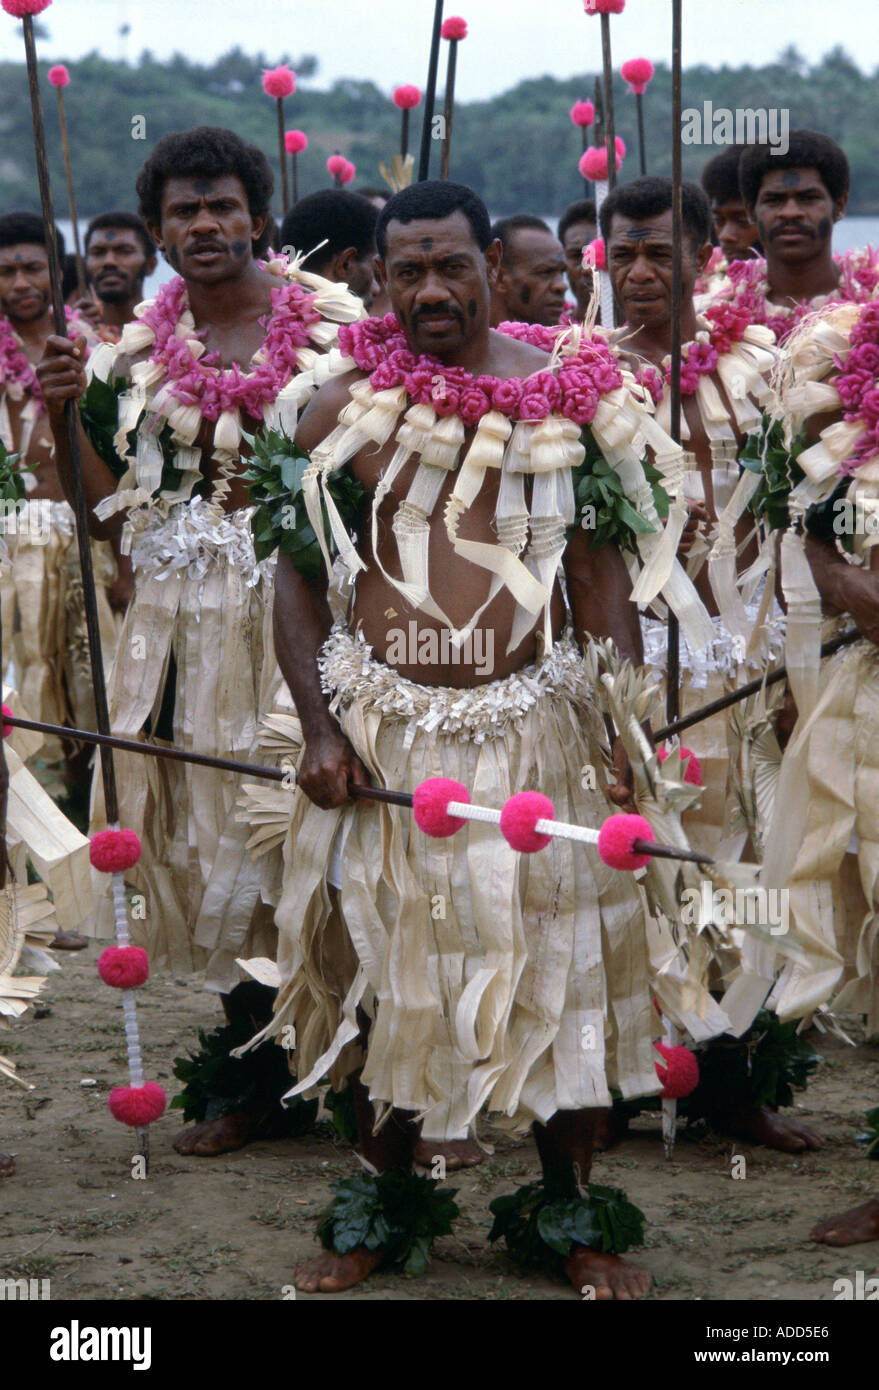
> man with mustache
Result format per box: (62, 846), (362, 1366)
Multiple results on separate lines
(489, 214), (569, 328)
(711, 130), (878, 344)
(83, 211), (157, 340)
(252, 179), (711, 1297)
(0, 214), (126, 886)
(38, 126), (363, 1153)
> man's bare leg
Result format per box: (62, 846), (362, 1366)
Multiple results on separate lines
(294, 1073), (416, 1293)
(173, 982), (281, 1157)
(811, 1200), (879, 1246)
(534, 1109), (652, 1300)
(716, 1105), (824, 1153)
(0, 1151), (14, 1177)
(413, 1134), (483, 1170)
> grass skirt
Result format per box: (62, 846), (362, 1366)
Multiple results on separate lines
(265, 628), (660, 1142)
(90, 501), (279, 992)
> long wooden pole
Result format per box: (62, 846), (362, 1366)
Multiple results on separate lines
(276, 97), (289, 214)
(600, 13), (617, 191)
(417, 0), (444, 181)
(20, 10), (148, 1161)
(666, 0), (683, 728)
(636, 91), (648, 175)
(440, 37), (458, 180)
(55, 86), (86, 296)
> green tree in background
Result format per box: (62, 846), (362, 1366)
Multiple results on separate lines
(0, 46), (877, 221)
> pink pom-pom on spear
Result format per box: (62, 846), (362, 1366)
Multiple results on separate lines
(285, 129), (307, 205)
(583, 236), (606, 271)
(570, 99), (596, 190)
(261, 64), (296, 215)
(393, 83), (422, 162)
(339, 159), (356, 186)
(441, 15), (468, 40)
(0, 0), (52, 14)
(45, 60), (87, 295)
(7, 0), (163, 1168)
(584, 0), (624, 218)
(621, 57), (655, 174)
(579, 138), (625, 182)
(583, 0), (625, 13)
(570, 99), (595, 128)
(440, 17), (468, 179)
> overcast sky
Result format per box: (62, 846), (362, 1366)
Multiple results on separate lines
(1, 0), (877, 99)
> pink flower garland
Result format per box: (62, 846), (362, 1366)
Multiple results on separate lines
(338, 314), (624, 427)
(725, 247), (879, 346)
(139, 272), (321, 422)
(630, 297), (753, 403)
(0, 314), (42, 406)
(829, 299), (879, 473)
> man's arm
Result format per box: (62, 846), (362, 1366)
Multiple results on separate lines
(564, 525), (644, 667)
(564, 528), (645, 807)
(36, 335), (124, 541)
(805, 533), (879, 645)
(275, 371), (371, 809)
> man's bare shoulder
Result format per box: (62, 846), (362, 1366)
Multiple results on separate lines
(295, 368), (366, 452)
(486, 330), (551, 379)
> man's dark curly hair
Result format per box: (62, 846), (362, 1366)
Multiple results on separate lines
(136, 126), (274, 230)
(739, 129), (849, 208)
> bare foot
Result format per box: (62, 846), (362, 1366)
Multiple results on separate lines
(592, 1108), (630, 1153)
(413, 1136), (483, 1171)
(294, 1246), (382, 1293)
(564, 1246), (652, 1300)
(719, 1105), (824, 1153)
(0, 1151), (14, 1177)
(173, 1110), (262, 1156)
(51, 930), (88, 951)
(811, 1200), (879, 1247)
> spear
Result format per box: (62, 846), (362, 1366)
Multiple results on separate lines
(4, 0), (155, 1164)
(261, 64), (296, 216)
(662, 0), (685, 1162)
(47, 64), (86, 296)
(393, 84), (422, 161)
(621, 57), (655, 176)
(439, 15), (468, 180)
(570, 98), (596, 197)
(599, 11), (618, 191)
(0, 710), (713, 866)
(417, 0), (445, 181)
(285, 130), (307, 206)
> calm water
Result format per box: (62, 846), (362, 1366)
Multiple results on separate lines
(58, 216), (879, 301)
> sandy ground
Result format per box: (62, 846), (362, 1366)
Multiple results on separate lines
(1, 946), (878, 1303)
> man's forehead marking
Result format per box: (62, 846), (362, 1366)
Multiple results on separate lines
(781, 171), (802, 187)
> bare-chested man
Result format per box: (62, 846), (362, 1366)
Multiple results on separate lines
(38, 126), (363, 1155)
(82, 211), (157, 339)
(558, 199), (598, 319)
(601, 175), (825, 1155)
(489, 214), (568, 327)
(0, 214), (128, 894)
(259, 180), (663, 1297)
(710, 130), (877, 345)
(699, 144), (761, 274)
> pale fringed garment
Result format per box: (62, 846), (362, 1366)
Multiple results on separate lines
(254, 629), (661, 1142)
(90, 505), (281, 989)
(86, 261), (365, 992)
(1, 502), (120, 771)
(641, 601), (785, 860)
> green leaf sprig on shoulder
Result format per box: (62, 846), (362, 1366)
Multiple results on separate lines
(569, 428), (670, 553)
(243, 426), (365, 576)
(741, 416), (851, 550)
(0, 439), (29, 503)
(79, 372), (187, 495)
